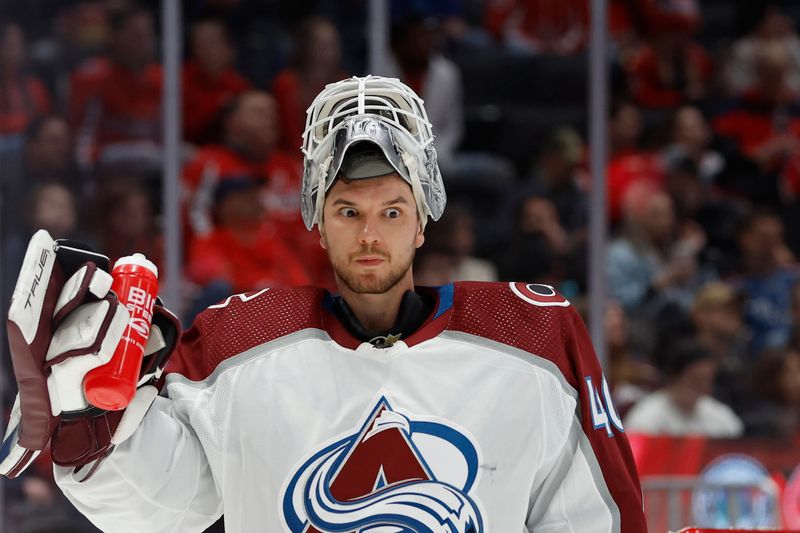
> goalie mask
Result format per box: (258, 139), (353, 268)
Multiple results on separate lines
(300, 75), (446, 230)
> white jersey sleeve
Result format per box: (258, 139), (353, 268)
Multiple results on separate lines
(525, 420), (617, 532)
(55, 394), (223, 532)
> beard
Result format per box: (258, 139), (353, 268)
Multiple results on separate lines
(330, 245), (415, 294)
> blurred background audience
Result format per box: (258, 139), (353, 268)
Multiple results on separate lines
(0, 21), (52, 142)
(272, 16), (346, 153)
(5, 0), (800, 530)
(624, 339), (744, 437)
(183, 17), (251, 146)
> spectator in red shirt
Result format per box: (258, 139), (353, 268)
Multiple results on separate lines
(626, 31), (712, 108)
(183, 90), (332, 286)
(186, 177), (313, 295)
(183, 17), (251, 145)
(590, 0), (701, 74)
(716, 41), (800, 165)
(68, 6), (162, 167)
(272, 17), (346, 153)
(617, 0), (709, 108)
(0, 21), (52, 138)
(607, 99), (665, 223)
(184, 90), (284, 234)
(715, 40), (800, 205)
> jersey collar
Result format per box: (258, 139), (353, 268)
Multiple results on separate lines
(322, 284), (454, 350)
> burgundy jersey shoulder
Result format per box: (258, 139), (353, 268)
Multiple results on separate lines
(448, 281), (648, 533)
(166, 286), (325, 381)
(447, 281), (586, 387)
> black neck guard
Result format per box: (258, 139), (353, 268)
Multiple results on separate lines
(330, 290), (434, 348)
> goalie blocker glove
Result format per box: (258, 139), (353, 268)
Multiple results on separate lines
(0, 230), (180, 480)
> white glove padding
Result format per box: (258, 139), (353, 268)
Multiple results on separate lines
(46, 297), (129, 415)
(48, 309), (179, 479)
(0, 231), (178, 479)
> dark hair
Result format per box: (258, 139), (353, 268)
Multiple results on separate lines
(109, 5), (152, 34)
(208, 91), (249, 145)
(661, 339), (712, 379)
(290, 16), (337, 71)
(88, 176), (153, 233)
(511, 193), (552, 228)
(213, 177), (260, 206)
(390, 12), (438, 50)
(736, 206), (781, 237)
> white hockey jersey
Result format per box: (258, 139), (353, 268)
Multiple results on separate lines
(55, 281), (646, 532)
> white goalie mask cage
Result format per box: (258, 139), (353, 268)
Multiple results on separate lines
(300, 75), (446, 230)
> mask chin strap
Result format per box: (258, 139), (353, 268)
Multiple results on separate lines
(400, 150), (431, 230)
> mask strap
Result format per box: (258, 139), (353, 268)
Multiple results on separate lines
(400, 151), (431, 230)
(314, 154), (334, 227)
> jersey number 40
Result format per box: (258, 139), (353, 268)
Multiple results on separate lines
(585, 375), (624, 438)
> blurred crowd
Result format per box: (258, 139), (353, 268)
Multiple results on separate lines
(4, 0), (800, 531)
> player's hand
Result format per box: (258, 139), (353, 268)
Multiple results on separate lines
(0, 230), (180, 479)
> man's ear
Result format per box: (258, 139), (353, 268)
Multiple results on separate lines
(415, 223), (425, 249)
(318, 226), (328, 250)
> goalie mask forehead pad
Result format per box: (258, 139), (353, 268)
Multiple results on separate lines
(300, 75), (446, 229)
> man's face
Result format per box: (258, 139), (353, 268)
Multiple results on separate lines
(191, 21), (234, 76)
(114, 13), (155, 70)
(672, 359), (717, 412)
(32, 184), (76, 239)
(217, 188), (263, 229)
(740, 216), (784, 264)
(307, 21), (341, 73)
(642, 193), (675, 244)
(320, 174), (424, 294)
(228, 92), (279, 157)
(1, 24), (25, 71)
(611, 103), (642, 148)
(674, 106), (710, 149)
(27, 118), (72, 172)
(110, 191), (152, 238)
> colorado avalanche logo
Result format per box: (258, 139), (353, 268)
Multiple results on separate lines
(280, 396), (485, 532)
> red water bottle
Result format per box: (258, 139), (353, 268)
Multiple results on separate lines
(83, 254), (159, 410)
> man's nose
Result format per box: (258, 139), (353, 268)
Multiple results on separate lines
(358, 215), (381, 245)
